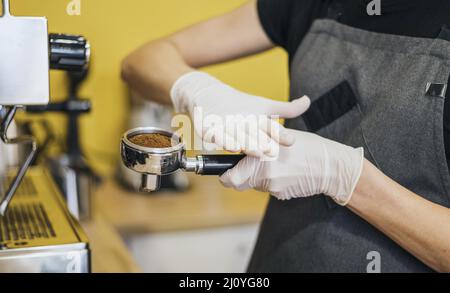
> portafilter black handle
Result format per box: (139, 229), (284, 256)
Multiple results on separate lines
(198, 154), (246, 175)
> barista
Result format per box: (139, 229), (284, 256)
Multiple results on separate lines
(122, 0), (450, 272)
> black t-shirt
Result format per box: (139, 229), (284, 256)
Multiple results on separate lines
(257, 0), (450, 168)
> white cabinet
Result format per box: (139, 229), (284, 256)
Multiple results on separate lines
(126, 224), (260, 273)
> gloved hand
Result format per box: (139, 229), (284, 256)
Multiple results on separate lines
(170, 71), (311, 157)
(219, 129), (364, 205)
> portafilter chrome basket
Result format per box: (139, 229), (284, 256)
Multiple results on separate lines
(121, 127), (245, 192)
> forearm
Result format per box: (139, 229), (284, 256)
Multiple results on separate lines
(121, 40), (192, 105)
(348, 159), (450, 272)
(121, 0), (272, 106)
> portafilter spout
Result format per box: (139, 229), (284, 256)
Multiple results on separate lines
(120, 127), (245, 192)
(140, 174), (161, 192)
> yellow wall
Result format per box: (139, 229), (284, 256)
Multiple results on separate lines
(10, 0), (289, 175)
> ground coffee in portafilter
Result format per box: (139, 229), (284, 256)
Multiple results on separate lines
(129, 133), (173, 148)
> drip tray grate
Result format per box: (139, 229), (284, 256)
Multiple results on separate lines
(0, 203), (56, 244)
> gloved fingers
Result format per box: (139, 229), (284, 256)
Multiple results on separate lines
(201, 118), (273, 156)
(231, 119), (265, 157)
(229, 117), (282, 158)
(240, 119), (275, 157)
(199, 111), (295, 157)
(239, 134), (264, 158)
(254, 129), (278, 157)
(219, 156), (258, 190)
(258, 117), (296, 147)
(266, 95), (311, 119)
(202, 125), (241, 152)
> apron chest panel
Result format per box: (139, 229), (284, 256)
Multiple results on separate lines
(250, 19), (450, 273)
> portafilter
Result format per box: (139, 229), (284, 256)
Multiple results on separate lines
(121, 127), (245, 192)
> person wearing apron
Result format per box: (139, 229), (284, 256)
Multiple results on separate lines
(122, 0), (450, 272)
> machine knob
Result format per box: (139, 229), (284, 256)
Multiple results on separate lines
(49, 34), (90, 71)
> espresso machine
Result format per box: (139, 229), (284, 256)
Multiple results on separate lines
(0, 0), (90, 272)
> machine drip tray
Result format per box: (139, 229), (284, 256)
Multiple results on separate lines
(0, 203), (56, 245)
(0, 167), (90, 273)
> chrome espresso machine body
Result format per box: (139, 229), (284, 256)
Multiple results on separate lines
(0, 0), (90, 272)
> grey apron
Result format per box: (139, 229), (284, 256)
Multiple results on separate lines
(248, 19), (450, 273)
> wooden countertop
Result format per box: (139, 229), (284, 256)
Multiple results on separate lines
(94, 174), (269, 234)
(83, 174), (268, 272)
(81, 214), (141, 273)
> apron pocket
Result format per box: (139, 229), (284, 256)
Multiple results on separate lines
(303, 81), (357, 133)
(305, 80), (377, 209)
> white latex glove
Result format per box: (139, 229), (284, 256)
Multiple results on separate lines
(220, 129), (364, 206)
(170, 71), (311, 157)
